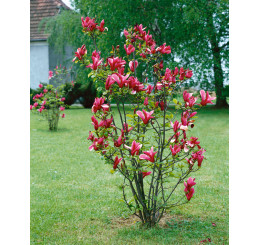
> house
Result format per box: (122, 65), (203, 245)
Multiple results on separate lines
(30, 0), (73, 89)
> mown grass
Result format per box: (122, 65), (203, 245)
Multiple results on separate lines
(31, 106), (229, 244)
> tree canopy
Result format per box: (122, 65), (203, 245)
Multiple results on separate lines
(44, 0), (229, 107)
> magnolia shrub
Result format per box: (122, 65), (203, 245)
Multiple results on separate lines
(74, 17), (215, 227)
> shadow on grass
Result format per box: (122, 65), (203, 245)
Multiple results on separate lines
(31, 127), (72, 134)
(114, 213), (217, 243)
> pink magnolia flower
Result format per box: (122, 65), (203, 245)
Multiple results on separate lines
(97, 19), (105, 32)
(192, 149), (206, 167)
(111, 73), (129, 88)
(123, 123), (133, 133)
(163, 68), (175, 84)
(144, 33), (155, 46)
(48, 71), (53, 79)
(187, 137), (200, 148)
(155, 82), (163, 91)
(62, 113), (65, 118)
(124, 140), (142, 156)
(33, 102), (38, 107)
(74, 44), (87, 61)
(99, 117), (113, 129)
(185, 69), (193, 78)
(173, 131), (181, 143)
(139, 146), (157, 163)
(37, 108), (43, 113)
(180, 139), (189, 152)
(173, 67), (179, 76)
(183, 91), (193, 102)
(146, 85), (154, 94)
(127, 77), (145, 93)
(107, 57), (126, 71)
(41, 100), (46, 106)
(113, 156), (122, 169)
(181, 110), (197, 126)
(124, 29), (129, 38)
(144, 97), (149, 106)
(124, 44), (135, 55)
(183, 91), (197, 107)
(184, 177), (196, 201)
(92, 97), (109, 113)
(170, 120), (181, 133)
(87, 131), (95, 141)
(180, 125), (188, 131)
(134, 24), (146, 34)
(179, 67), (186, 80)
(91, 116), (100, 130)
(169, 144), (181, 156)
(199, 90), (216, 106)
(30, 105), (33, 110)
(39, 84), (43, 88)
(105, 75), (116, 90)
(61, 97), (65, 102)
(114, 129), (125, 147)
(43, 89), (48, 93)
(156, 43), (171, 54)
(146, 44), (157, 54)
(186, 157), (194, 168)
(59, 106), (65, 111)
(136, 109), (154, 124)
(160, 101), (165, 111)
(140, 53), (147, 59)
(89, 137), (107, 151)
(81, 16), (97, 32)
(86, 51), (102, 70)
(159, 60), (164, 69)
(117, 67), (125, 75)
(92, 50), (101, 59)
(102, 105), (109, 114)
(142, 171), (152, 178)
(187, 96), (197, 108)
(129, 60), (138, 72)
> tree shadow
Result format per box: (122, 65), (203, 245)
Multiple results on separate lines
(32, 127), (72, 133)
(113, 212), (220, 244)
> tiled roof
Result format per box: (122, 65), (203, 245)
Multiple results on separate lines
(30, 0), (70, 41)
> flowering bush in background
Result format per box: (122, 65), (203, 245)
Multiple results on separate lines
(30, 82), (73, 130)
(48, 65), (73, 87)
(74, 17), (215, 227)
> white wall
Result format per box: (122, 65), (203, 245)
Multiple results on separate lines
(30, 41), (49, 89)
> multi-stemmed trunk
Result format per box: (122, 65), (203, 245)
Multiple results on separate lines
(47, 107), (60, 131)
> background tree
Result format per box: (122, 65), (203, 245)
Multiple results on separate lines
(44, 0), (228, 107)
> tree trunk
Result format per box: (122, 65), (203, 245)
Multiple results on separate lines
(207, 3), (228, 108)
(211, 46), (228, 108)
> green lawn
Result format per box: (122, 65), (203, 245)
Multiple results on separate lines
(30, 106), (229, 244)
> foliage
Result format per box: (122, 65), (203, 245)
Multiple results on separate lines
(42, 10), (98, 108)
(47, 63), (97, 108)
(30, 85), (47, 105)
(222, 84), (229, 98)
(44, 0), (228, 107)
(74, 17), (216, 227)
(30, 83), (73, 130)
(48, 65), (73, 87)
